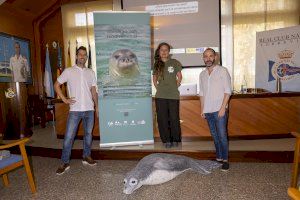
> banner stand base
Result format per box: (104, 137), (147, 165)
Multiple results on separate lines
(99, 140), (154, 148)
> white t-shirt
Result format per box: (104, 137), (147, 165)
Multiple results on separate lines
(10, 54), (29, 82)
(199, 65), (232, 113)
(57, 65), (97, 112)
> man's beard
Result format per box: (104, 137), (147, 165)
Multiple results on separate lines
(205, 59), (215, 67)
(77, 59), (86, 65)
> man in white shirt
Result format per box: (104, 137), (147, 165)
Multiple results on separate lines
(199, 48), (232, 171)
(9, 42), (30, 82)
(54, 46), (98, 175)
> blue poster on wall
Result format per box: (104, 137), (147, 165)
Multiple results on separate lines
(93, 12), (153, 147)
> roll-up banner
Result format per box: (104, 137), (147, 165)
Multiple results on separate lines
(93, 12), (153, 147)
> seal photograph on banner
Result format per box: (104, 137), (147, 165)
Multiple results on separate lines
(109, 49), (140, 80)
(93, 12), (153, 147)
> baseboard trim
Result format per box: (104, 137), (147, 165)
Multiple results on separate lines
(24, 146), (294, 163)
(56, 133), (293, 141)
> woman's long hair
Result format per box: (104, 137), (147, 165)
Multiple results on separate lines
(154, 42), (171, 79)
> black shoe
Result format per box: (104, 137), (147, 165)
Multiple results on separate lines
(173, 142), (179, 147)
(216, 158), (223, 164)
(164, 142), (172, 148)
(221, 162), (229, 171)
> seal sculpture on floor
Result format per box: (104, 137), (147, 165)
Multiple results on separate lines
(123, 153), (221, 194)
(109, 49), (140, 79)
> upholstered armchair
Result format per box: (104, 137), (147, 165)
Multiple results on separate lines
(0, 137), (36, 193)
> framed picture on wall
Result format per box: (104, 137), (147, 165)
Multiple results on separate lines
(0, 32), (32, 83)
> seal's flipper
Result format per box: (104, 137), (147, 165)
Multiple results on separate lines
(189, 160), (222, 174)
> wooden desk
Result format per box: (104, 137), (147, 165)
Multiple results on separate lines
(55, 92), (300, 139)
(228, 92), (300, 137)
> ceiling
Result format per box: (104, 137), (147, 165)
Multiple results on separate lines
(2, 0), (59, 18)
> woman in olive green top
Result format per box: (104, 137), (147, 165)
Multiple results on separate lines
(153, 42), (182, 148)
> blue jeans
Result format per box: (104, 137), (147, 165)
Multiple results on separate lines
(61, 111), (94, 164)
(205, 111), (229, 161)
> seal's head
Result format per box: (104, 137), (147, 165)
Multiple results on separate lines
(109, 49), (140, 78)
(123, 173), (143, 194)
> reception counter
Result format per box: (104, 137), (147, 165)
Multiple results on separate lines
(55, 92), (300, 140)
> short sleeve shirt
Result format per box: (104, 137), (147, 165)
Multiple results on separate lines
(57, 65), (97, 111)
(153, 59), (182, 100)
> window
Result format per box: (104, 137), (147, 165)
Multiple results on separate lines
(61, 1), (113, 74)
(232, 0), (299, 90)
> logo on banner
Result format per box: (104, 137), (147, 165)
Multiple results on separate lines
(268, 50), (300, 82)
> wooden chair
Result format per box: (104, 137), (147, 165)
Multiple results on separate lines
(0, 138), (36, 193)
(27, 95), (46, 128)
(288, 132), (300, 199)
(288, 188), (300, 200)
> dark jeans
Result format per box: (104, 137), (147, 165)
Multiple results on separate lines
(205, 111), (229, 160)
(155, 98), (181, 143)
(61, 111), (94, 164)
